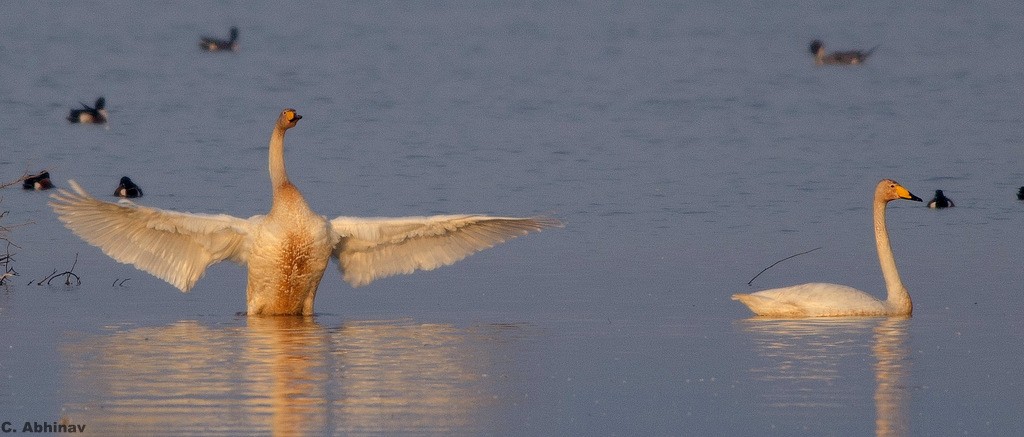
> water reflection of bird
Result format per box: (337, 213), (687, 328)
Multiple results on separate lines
(809, 39), (877, 65)
(114, 176), (143, 198)
(927, 190), (954, 209)
(22, 171), (54, 190)
(737, 317), (909, 437)
(733, 179), (920, 317)
(51, 109), (559, 315)
(61, 319), (495, 435)
(199, 26), (239, 52)
(872, 318), (910, 437)
(67, 97), (107, 124)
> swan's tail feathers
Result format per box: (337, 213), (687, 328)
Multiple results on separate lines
(732, 293), (803, 317)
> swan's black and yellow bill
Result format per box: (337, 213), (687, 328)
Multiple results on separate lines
(897, 185), (922, 202)
(283, 108), (302, 123)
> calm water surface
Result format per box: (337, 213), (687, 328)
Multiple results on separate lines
(1, 1), (1023, 435)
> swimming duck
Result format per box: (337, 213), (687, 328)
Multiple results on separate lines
(1017, 187), (1024, 201)
(67, 97), (107, 124)
(809, 39), (877, 65)
(23, 171), (54, 190)
(733, 179), (921, 317)
(927, 190), (954, 209)
(114, 176), (143, 198)
(50, 109), (559, 316)
(199, 27), (239, 52)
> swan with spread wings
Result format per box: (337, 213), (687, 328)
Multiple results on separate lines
(50, 109), (559, 315)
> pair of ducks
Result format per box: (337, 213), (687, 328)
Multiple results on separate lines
(67, 28), (238, 124)
(24, 172), (142, 198)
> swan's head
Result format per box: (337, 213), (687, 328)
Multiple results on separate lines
(877, 179), (922, 203)
(809, 39), (824, 55)
(278, 108), (302, 130)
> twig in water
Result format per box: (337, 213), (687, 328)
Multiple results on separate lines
(32, 269), (58, 286)
(0, 242), (16, 285)
(35, 254), (82, 287)
(747, 247), (822, 286)
(113, 278), (131, 287)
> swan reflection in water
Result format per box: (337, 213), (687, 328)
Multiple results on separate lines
(60, 318), (511, 435)
(737, 317), (910, 437)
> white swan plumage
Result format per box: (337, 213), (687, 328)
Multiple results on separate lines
(732, 179), (921, 317)
(50, 108), (559, 315)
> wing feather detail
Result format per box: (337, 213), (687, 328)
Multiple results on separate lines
(49, 180), (257, 291)
(330, 215), (561, 287)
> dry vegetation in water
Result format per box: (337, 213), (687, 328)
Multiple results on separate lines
(1, 173), (119, 288)
(1, 174), (40, 285)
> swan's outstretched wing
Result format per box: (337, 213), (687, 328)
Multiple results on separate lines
(330, 215), (561, 287)
(50, 180), (258, 292)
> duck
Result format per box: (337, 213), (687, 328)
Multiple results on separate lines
(50, 109), (559, 316)
(809, 39), (877, 65)
(733, 179), (921, 317)
(23, 171), (54, 190)
(1017, 187), (1024, 201)
(114, 176), (143, 198)
(67, 97), (107, 124)
(927, 190), (954, 209)
(199, 26), (239, 52)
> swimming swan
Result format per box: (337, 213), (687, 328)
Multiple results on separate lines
(50, 109), (560, 315)
(732, 179), (921, 317)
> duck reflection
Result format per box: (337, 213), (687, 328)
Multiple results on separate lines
(738, 317), (910, 437)
(61, 318), (502, 435)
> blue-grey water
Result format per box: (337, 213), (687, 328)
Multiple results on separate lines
(2, 1), (1023, 435)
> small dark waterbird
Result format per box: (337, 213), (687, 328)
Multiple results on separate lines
(114, 177), (143, 198)
(23, 171), (54, 190)
(927, 190), (954, 209)
(200, 26), (239, 52)
(67, 97), (107, 124)
(809, 39), (877, 65)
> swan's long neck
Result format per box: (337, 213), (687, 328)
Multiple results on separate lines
(269, 126), (289, 190)
(874, 198), (911, 314)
